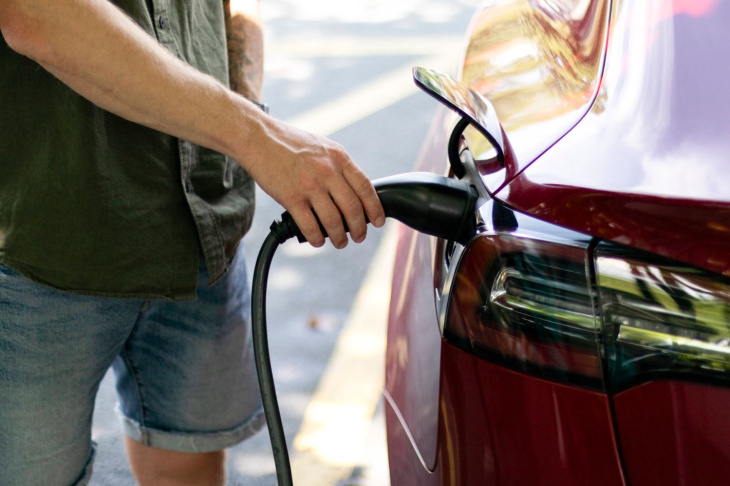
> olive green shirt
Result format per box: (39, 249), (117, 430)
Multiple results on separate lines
(0, 0), (255, 300)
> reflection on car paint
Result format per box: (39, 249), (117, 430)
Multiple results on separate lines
(460, 0), (610, 182)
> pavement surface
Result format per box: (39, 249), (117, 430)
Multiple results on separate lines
(89, 1), (478, 484)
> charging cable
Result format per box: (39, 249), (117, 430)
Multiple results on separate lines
(251, 172), (479, 486)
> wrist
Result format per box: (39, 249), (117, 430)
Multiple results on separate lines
(225, 93), (272, 175)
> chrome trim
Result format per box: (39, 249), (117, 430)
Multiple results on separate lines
(437, 241), (466, 334)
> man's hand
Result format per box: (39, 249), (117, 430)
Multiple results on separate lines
(243, 117), (385, 248)
(222, 0), (383, 247)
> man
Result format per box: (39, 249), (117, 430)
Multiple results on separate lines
(0, 0), (385, 485)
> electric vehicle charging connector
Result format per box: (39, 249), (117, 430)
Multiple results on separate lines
(252, 172), (479, 486)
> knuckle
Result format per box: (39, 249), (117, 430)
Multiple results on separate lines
(358, 179), (375, 196)
(299, 224), (324, 246)
(341, 197), (363, 218)
(322, 212), (342, 228)
(298, 173), (322, 193)
(327, 141), (346, 155)
(328, 144), (351, 165)
(290, 198), (309, 212)
(345, 167), (374, 193)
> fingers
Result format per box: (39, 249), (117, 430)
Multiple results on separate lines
(288, 170), (379, 249)
(328, 178), (368, 244)
(246, 119), (384, 249)
(294, 145), (380, 249)
(287, 202), (326, 248)
(318, 150), (385, 247)
(342, 164), (385, 228)
(286, 194), (353, 249)
(311, 193), (350, 249)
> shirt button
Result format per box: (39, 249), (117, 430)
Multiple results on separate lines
(158, 16), (168, 29)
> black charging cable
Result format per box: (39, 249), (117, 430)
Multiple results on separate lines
(251, 221), (297, 486)
(251, 173), (479, 486)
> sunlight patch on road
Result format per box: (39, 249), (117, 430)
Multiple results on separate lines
(269, 266), (305, 290)
(282, 54), (455, 137)
(281, 238), (330, 258)
(267, 35), (462, 58)
(289, 224), (397, 485)
(263, 0), (470, 24)
(232, 451), (277, 477)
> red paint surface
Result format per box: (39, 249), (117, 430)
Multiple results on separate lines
(385, 226), (442, 470)
(385, 394), (442, 486)
(387, 342), (626, 486)
(387, 0), (730, 484)
(613, 381), (730, 486)
(437, 343), (625, 486)
(503, 179), (730, 277)
(501, 0), (730, 276)
(460, 0), (610, 193)
(385, 109), (452, 469)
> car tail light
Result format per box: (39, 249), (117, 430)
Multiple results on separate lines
(443, 209), (730, 392)
(595, 244), (730, 390)
(445, 226), (604, 389)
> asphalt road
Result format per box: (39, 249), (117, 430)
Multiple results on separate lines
(89, 1), (478, 484)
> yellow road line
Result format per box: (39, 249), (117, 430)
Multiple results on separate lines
(280, 52), (457, 485)
(290, 224), (397, 485)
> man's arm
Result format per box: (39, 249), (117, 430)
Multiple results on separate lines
(224, 0), (264, 101)
(0, 0), (384, 248)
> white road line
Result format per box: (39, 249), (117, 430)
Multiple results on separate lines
(282, 54), (455, 136)
(269, 35), (462, 57)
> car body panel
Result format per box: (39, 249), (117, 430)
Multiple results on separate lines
(613, 381), (730, 486)
(502, 179), (730, 276)
(386, 0), (730, 483)
(460, 0), (610, 193)
(501, 0), (730, 276)
(385, 0), (617, 461)
(386, 342), (626, 486)
(384, 391), (443, 486)
(385, 110), (453, 470)
(439, 343), (625, 486)
(385, 227), (443, 471)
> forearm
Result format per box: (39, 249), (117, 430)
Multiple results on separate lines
(0, 0), (259, 168)
(224, 0), (264, 101)
(0, 0), (385, 248)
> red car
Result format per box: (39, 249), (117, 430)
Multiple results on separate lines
(385, 1), (730, 485)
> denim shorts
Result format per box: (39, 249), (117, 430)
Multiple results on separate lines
(0, 245), (265, 486)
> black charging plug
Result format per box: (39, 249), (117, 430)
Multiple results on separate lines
(278, 172), (479, 245)
(255, 172), (480, 486)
